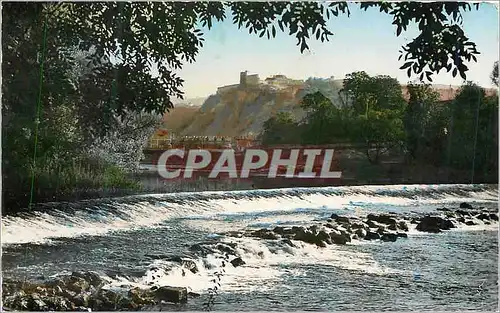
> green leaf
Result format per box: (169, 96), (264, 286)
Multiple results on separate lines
(300, 40), (308, 53)
(459, 70), (466, 80)
(396, 25), (402, 36)
(278, 20), (284, 32)
(400, 62), (412, 69)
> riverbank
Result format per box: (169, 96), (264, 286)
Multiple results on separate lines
(1, 163), (142, 216)
(3, 171), (497, 217)
(2, 147), (497, 216)
(3, 202), (498, 311)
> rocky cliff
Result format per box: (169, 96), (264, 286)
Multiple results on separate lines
(179, 85), (307, 136)
(164, 78), (344, 136)
(162, 79), (497, 137)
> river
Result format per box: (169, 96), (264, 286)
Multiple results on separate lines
(2, 184), (498, 311)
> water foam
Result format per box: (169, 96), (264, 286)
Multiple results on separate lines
(2, 184), (497, 246)
(103, 236), (403, 294)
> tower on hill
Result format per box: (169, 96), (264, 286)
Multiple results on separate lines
(240, 71), (260, 87)
(240, 71), (248, 86)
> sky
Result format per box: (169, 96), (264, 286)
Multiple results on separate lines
(173, 2), (499, 99)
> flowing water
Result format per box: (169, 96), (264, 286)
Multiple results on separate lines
(2, 184), (499, 311)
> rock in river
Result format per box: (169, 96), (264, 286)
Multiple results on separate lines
(330, 230), (351, 245)
(459, 202), (473, 209)
(154, 286), (188, 304)
(380, 233), (398, 242)
(416, 216), (455, 233)
(364, 231), (381, 241)
(230, 257), (246, 268)
(2, 271), (189, 311)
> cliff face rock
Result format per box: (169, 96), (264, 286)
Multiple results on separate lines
(178, 85), (307, 136)
(164, 77), (344, 137)
(161, 106), (200, 133)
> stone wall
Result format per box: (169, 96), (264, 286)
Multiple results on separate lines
(217, 84), (240, 95)
(240, 71), (260, 86)
(136, 173), (254, 193)
(264, 75), (303, 89)
(246, 74), (260, 85)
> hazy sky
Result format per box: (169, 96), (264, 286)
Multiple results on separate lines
(175, 3), (498, 99)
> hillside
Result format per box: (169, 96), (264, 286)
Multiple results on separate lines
(162, 77), (497, 137)
(162, 106), (200, 131)
(163, 76), (344, 136)
(176, 85), (308, 136)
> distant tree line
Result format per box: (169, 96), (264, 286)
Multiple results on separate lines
(260, 66), (499, 182)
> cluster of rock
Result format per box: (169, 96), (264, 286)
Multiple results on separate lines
(2, 272), (192, 311)
(231, 202), (498, 248)
(2, 241), (250, 311)
(414, 202), (497, 233)
(238, 212), (408, 247)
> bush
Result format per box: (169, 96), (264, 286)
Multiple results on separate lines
(103, 165), (141, 190)
(2, 157), (142, 214)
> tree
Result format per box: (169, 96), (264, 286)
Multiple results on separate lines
(403, 83), (441, 162)
(351, 110), (405, 164)
(300, 91), (348, 144)
(88, 112), (163, 172)
(448, 83), (498, 180)
(420, 103), (450, 166)
(342, 72), (406, 116)
(260, 112), (301, 145)
(340, 71), (373, 115)
(2, 3), (162, 209)
(341, 72), (406, 163)
(491, 61), (499, 86)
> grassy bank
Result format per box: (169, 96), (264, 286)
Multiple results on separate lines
(2, 162), (142, 216)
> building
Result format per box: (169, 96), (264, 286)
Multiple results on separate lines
(240, 70), (260, 86)
(147, 128), (175, 150)
(216, 84), (240, 95)
(217, 71), (261, 95)
(264, 74), (304, 89)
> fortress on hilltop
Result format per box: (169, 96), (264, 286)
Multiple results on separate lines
(216, 71), (304, 95)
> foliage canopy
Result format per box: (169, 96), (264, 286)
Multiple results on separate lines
(3, 1), (485, 116)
